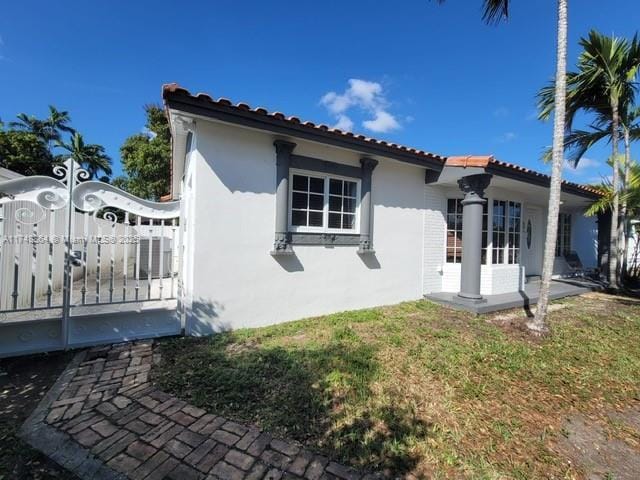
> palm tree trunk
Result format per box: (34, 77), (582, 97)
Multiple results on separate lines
(529, 0), (568, 334)
(620, 127), (631, 282)
(609, 101), (620, 289)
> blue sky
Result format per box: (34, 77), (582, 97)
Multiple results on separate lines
(1, 0), (638, 183)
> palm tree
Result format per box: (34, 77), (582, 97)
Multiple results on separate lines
(44, 106), (74, 148)
(621, 106), (640, 276)
(57, 132), (112, 180)
(538, 31), (640, 288)
(10, 106), (75, 150)
(432, 0), (568, 334)
(588, 160), (640, 212)
(10, 113), (49, 139)
(432, 0), (508, 23)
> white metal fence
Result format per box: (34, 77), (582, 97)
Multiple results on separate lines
(0, 159), (183, 357)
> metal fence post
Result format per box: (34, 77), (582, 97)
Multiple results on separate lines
(61, 159), (75, 349)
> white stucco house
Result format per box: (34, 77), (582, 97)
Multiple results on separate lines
(162, 84), (605, 334)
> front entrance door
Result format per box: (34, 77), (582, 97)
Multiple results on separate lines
(523, 207), (543, 276)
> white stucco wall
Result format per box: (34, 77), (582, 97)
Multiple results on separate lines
(423, 186), (446, 293)
(184, 120), (426, 333)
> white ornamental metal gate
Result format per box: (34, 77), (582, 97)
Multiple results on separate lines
(0, 159), (183, 358)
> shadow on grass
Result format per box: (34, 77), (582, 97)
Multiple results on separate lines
(155, 333), (430, 475)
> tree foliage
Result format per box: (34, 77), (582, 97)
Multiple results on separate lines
(538, 30), (640, 287)
(114, 105), (171, 200)
(0, 105), (110, 179)
(57, 131), (112, 180)
(0, 129), (53, 175)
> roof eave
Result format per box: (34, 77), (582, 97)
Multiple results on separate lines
(163, 90), (444, 172)
(485, 162), (602, 200)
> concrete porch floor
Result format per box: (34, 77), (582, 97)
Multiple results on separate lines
(425, 277), (606, 314)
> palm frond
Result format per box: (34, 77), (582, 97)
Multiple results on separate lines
(481, 0), (509, 24)
(430, 0), (509, 25)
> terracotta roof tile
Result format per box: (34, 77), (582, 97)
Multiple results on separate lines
(162, 83), (446, 164)
(446, 155), (493, 167)
(162, 83), (601, 197)
(487, 158), (603, 196)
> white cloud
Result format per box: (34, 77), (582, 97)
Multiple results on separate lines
(363, 110), (400, 133)
(320, 91), (352, 115)
(320, 79), (401, 133)
(333, 114), (354, 132)
(566, 157), (600, 173)
(493, 106), (509, 118)
(496, 132), (517, 143)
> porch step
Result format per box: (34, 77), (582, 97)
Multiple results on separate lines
(525, 275), (541, 283)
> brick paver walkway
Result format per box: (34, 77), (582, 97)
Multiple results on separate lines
(21, 341), (377, 480)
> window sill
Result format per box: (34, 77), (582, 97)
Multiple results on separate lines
(290, 232), (359, 246)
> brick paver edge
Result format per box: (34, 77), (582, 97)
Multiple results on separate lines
(19, 348), (127, 480)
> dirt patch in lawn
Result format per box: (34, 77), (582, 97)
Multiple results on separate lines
(556, 406), (640, 480)
(0, 351), (78, 479)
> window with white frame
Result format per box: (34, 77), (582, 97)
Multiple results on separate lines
(492, 200), (506, 264)
(556, 213), (572, 257)
(492, 200), (521, 265)
(507, 201), (522, 264)
(446, 199), (488, 264)
(289, 171), (359, 233)
(446, 199), (463, 263)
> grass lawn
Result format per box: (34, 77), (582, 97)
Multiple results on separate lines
(155, 293), (640, 479)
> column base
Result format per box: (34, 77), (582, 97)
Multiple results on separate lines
(456, 293), (487, 305)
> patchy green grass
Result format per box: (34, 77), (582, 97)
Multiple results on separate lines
(155, 293), (640, 479)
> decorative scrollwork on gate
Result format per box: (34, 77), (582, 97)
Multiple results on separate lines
(72, 181), (180, 219)
(0, 157), (180, 222)
(0, 157), (182, 357)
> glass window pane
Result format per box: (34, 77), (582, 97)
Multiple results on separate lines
(447, 248), (456, 263)
(328, 213), (341, 229)
(291, 210), (307, 226)
(309, 193), (324, 211)
(447, 231), (455, 247)
(343, 197), (356, 213)
(308, 211), (323, 227)
(329, 179), (342, 195)
(291, 192), (307, 209)
(342, 214), (355, 230)
(329, 195), (342, 212)
(447, 199), (456, 213)
(447, 214), (456, 230)
(343, 181), (357, 198)
(309, 177), (324, 193)
(292, 175), (308, 191)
